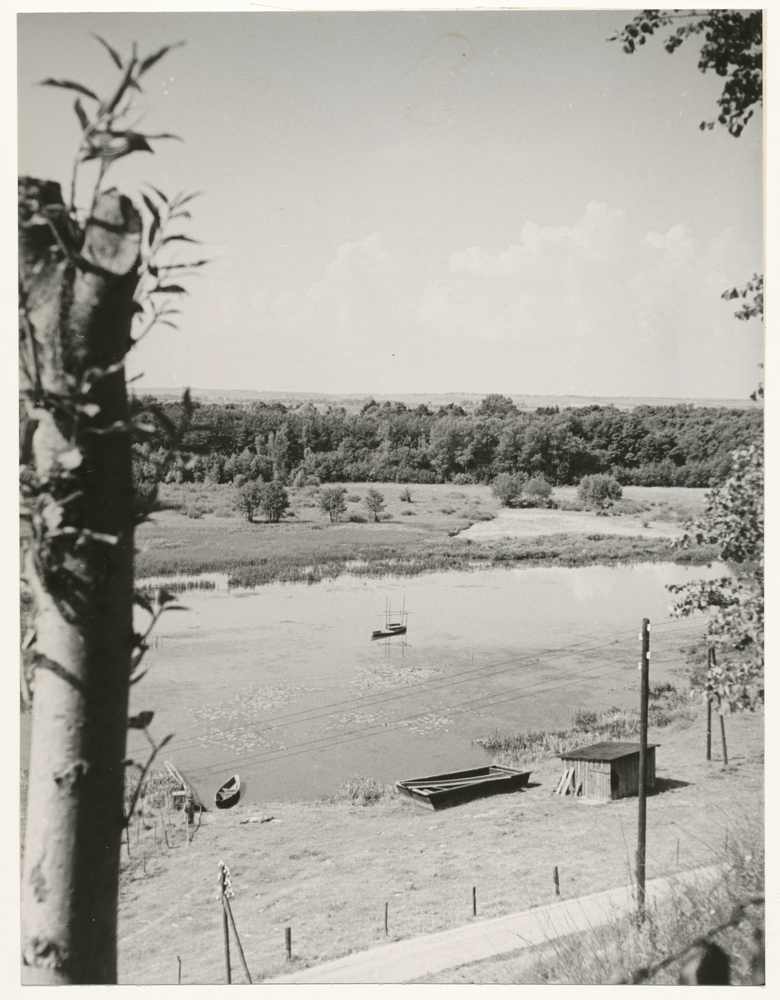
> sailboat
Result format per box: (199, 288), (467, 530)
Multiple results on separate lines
(371, 598), (409, 640)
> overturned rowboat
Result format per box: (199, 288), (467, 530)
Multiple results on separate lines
(396, 765), (531, 811)
(215, 774), (241, 809)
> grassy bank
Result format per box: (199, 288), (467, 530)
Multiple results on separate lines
(135, 482), (716, 585)
(111, 704), (762, 984)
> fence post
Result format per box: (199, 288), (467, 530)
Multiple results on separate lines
(553, 866), (560, 897)
(472, 886), (477, 916)
(636, 618), (650, 921)
(218, 862), (231, 984)
(286, 926), (292, 962)
(385, 901), (388, 936)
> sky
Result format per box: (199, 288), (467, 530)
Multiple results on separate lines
(15, 6), (765, 400)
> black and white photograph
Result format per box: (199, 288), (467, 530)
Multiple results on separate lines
(16, 4), (766, 987)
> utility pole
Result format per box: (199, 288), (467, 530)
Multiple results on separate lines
(636, 618), (650, 919)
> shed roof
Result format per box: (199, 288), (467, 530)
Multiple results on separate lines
(559, 741), (659, 762)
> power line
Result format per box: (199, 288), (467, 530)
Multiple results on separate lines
(146, 614), (709, 760)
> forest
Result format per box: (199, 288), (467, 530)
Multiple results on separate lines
(130, 393), (762, 490)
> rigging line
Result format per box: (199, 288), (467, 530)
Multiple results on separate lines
(182, 662), (633, 779)
(150, 616), (710, 758)
(145, 625), (659, 757)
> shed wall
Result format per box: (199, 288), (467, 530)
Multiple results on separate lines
(564, 748), (656, 801)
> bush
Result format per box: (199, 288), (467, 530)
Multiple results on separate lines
(318, 486), (348, 522)
(331, 774), (395, 805)
(577, 474), (623, 509)
(451, 473), (475, 485)
(399, 487), (413, 503)
(491, 472), (527, 507)
(524, 475), (554, 503)
(235, 481), (263, 522)
(256, 481), (290, 523)
(363, 488), (386, 521)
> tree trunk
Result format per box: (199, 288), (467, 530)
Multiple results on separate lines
(19, 177), (141, 983)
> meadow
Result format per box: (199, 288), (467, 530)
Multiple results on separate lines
(135, 481), (717, 586)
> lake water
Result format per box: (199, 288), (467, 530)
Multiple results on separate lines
(128, 562), (723, 805)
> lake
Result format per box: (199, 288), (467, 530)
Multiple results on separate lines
(128, 562), (723, 804)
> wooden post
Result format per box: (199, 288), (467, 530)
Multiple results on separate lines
(710, 648), (728, 765)
(220, 866), (231, 984)
(472, 886), (477, 916)
(636, 618), (650, 920)
(223, 896), (252, 984)
(553, 866), (560, 897)
(285, 927), (292, 962)
(384, 902), (388, 936)
(177, 956), (181, 986)
(706, 647), (715, 760)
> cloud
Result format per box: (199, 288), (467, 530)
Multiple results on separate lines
(132, 204), (762, 399)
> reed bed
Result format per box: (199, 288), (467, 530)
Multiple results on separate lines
(479, 684), (694, 766)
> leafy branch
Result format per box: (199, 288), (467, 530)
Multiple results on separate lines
(609, 9), (762, 137)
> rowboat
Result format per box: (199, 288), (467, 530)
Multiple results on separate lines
(215, 774), (240, 809)
(396, 765), (531, 810)
(371, 624), (407, 640)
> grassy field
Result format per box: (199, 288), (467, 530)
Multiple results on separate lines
(136, 482), (715, 585)
(113, 703), (763, 985)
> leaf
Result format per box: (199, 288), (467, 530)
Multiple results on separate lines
(158, 588), (177, 606)
(149, 216), (160, 247)
(141, 193), (161, 226)
(81, 130), (154, 162)
(40, 78), (99, 101)
(146, 184), (169, 204)
(93, 34), (123, 69)
(173, 191), (203, 209)
(151, 284), (188, 295)
(160, 234), (200, 245)
(133, 590), (154, 613)
(58, 448), (83, 470)
(73, 98), (90, 130)
(128, 710), (154, 730)
(145, 132), (183, 142)
(139, 41), (185, 77)
(162, 260), (211, 270)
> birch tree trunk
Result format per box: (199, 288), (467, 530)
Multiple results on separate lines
(20, 177), (141, 984)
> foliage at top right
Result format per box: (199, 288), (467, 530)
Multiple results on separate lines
(609, 9), (762, 137)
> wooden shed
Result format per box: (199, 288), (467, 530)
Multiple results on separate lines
(557, 741), (658, 801)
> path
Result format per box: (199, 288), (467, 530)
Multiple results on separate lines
(266, 865), (719, 984)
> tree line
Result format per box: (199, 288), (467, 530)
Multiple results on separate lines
(131, 393), (762, 490)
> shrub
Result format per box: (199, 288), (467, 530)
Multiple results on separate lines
(577, 474), (623, 509)
(399, 486), (413, 503)
(347, 512), (367, 523)
(524, 475), (555, 505)
(401, 509), (415, 516)
(235, 481), (263, 522)
(318, 486), (348, 522)
(331, 775), (395, 805)
(491, 472), (527, 507)
(363, 488), (386, 521)
(451, 472), (475, 485)
(256, 481), (290, 523)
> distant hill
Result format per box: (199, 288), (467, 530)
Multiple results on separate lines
(131, 388), (761, 412)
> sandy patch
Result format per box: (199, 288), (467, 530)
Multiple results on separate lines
(460, 508), (685, 542)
